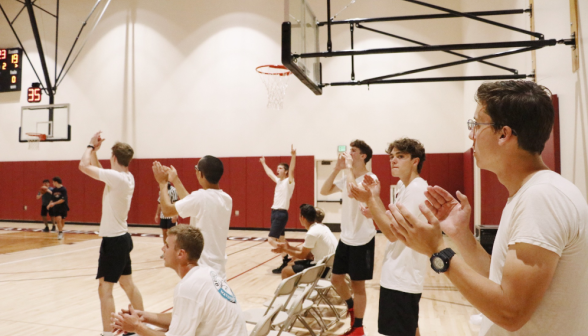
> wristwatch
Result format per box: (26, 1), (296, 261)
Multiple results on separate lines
(430, 248), (456, 273)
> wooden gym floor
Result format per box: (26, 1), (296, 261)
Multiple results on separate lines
(0, 222), (480, 336)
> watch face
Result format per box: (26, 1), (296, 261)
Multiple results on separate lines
(433, 257), (445, 270)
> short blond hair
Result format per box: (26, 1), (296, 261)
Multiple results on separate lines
(168, 225), (204, 262)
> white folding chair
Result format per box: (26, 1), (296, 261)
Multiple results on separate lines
(249, 305), (295, 336)
(308, 253), (343, 328)
(275, 282), (321, 336)
(269, 264), (327, 334)
(243, 272), (302, 327)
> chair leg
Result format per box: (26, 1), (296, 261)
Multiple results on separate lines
(297, 316), (317, 336)
(310, 306), (328, 331)
(318, 291), (341, 322)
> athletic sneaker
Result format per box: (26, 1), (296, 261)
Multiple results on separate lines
(51, 226), (56, 231)
(272, 256), (291, 274)
(42, 227), (50, 232)
(58, 232), (64, 240)
(339, 326), (365, 336)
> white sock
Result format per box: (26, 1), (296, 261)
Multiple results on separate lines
(102, 332), (114, 336)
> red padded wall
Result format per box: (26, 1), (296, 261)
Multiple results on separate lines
(228, 157), (247, 228)
(0, 155), (322, 231)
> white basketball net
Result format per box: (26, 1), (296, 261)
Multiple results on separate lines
(256, 65), (292, 110)
(26, 133), (46, 150)
(28, 138), (40, 150)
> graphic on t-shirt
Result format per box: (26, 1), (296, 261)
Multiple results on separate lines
(210, 271), (236, 303)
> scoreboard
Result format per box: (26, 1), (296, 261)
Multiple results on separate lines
(0, 48), (22, 92)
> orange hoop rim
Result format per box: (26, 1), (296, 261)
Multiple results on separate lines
(26, 132), (47, 141)
(256, 65), (292, 76)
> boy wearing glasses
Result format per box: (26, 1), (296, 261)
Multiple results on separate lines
(371, 81), (588, 335)
(152, 156), (232, 279)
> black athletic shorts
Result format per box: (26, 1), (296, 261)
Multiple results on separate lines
(292, 259), (330, 278)
(52, 205), (68, 219)
(96, 233), (133, 283)
(378, 287), (422, 336)
(41, 204), (51, 216)
(269, 209), (288, 238)
(159, 218), (177, 229)
(332, 237), (375, 281)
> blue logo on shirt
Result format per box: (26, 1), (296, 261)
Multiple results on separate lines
(210, 271), (237, 303)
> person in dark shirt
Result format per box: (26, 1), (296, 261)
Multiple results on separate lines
(36, 179), (55, 232)
(47, 176), (69, 240)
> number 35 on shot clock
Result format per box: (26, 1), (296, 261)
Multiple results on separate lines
(27, 83), (42, 103)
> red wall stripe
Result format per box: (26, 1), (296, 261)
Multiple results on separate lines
(0, 156), (315, 229)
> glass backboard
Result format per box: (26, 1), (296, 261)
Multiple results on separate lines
(283, 0), (322, 95)
(19, 104), (71, 142)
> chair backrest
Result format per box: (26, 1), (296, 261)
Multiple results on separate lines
(282, 284), (315, 327)
(265, 272), (302, 314)
(275, 272), (302, 296)
(324, 253), (335, 267)
(298, 264), (326, 286)
(249, 305), (283, 336)
(322, 253), (336, 279)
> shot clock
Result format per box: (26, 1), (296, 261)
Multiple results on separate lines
(27, 83), (42, 103)
(0, 48), (23, 92)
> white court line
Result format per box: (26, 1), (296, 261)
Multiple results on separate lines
(0, 244), (99, 266)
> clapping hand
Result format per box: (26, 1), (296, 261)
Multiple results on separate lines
(111, 304), (144, 335)
(424, 186), (471, 238)
(152, 161), (170, 184)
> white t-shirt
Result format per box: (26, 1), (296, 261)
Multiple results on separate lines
(98, 169), (134, 237)
(304, 223), (338, 263)
(480, 170), (588, 336)
(380, 177), (430, 293)
(271, 178), (295, 210)
(166, 266), (247, 336)
(334, 172), (378, 246)
(175, 189), (232, 278)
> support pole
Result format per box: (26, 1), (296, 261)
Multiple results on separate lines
(327, 0), (332, 52)
(25, 0), (54, 105)
(350, 23), (355, 80)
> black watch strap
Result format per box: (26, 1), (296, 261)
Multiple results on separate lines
(430, 247), (456, 273)
(87, 145), (95, 149)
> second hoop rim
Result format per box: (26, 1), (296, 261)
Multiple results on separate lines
(256, 65), (292, 76)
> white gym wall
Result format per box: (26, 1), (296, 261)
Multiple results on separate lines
(0, 0), (586, 197)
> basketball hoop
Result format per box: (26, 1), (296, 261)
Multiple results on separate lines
(256, 65), (292, 110)
(26, 132), (47, 150)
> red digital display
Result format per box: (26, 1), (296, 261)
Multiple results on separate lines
(27, 87), (42, 103)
